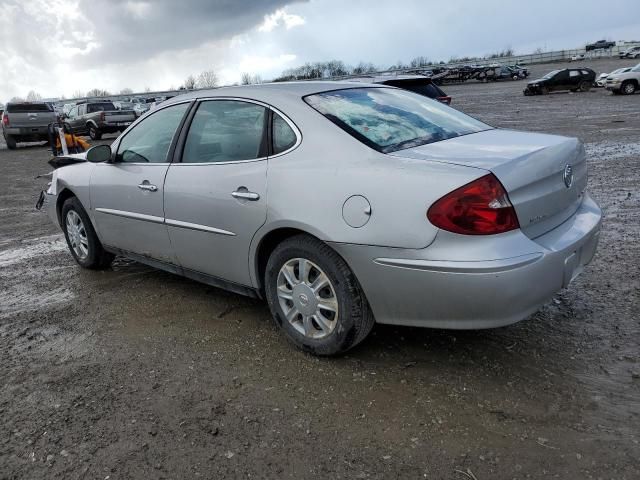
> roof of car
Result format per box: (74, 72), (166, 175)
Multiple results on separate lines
(163, 81), (382, 106)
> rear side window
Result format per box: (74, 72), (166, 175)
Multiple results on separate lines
(87, 103), (115, 113)
(305, 87), (490, 153)
(569, 71), (580, 77)
(182, 100), (267, 163)
(116, 103), (189, 163)
(272, 113), (297, 154)
(7, 103), (53, 113)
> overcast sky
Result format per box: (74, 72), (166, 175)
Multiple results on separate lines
(1, 0), (639, 101)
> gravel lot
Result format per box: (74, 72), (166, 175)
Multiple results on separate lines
(1, 58), (639, 479)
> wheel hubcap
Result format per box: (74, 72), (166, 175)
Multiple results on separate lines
(276, 258), (338, 339)
(65, 210), (89, 260)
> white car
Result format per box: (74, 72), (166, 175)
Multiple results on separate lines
(596, 67), (632, 87)
(571, 54), (585, 61)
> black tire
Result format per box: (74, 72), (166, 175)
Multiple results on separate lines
(5, 135), (17, 150)
(265, 234), (375, 356)
(61, 197), (113, 269)
(579, 81), (591, 92)
(621, 81), (636, 95)
(88, 125), (102, 140)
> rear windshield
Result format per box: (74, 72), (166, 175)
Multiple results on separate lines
(382, 80), (445, 99)
(7, 103), (53, 113)
(87, 103), (115, 113)
(304, 87), (490, 153)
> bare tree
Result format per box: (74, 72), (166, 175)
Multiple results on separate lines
(119, 87), (133, 95)
(197, 70), (219, 88)
(10, 96), (25, 102)
(86, 88), (110, 97)
(240, 73), (262, 85)
(183, 75), (197, 90)
(26, 90), (42, 101)
(72, 90), (85, 99)
(352, 62), (377, 74)
(144, 86), (151, 93)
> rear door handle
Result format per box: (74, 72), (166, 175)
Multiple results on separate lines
(137, 183), (158, 192)
(231, 190), (260, 201)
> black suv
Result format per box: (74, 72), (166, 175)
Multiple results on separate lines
(523, 68), (596, 95)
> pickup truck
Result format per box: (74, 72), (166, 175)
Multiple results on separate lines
(65, 101), (136, 140)
(585, 40), (615, 51)
(605, 63), (640, 95)
(2, 102), (58, 150)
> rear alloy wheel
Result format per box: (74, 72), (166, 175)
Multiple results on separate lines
(265, 234), (375, 356)
(4, 135), (17, 150)
(621, 81), (636, 95)
(62, 197), (113, 269)
(88, 125), (102, 140)
(579, 81), (591, 92)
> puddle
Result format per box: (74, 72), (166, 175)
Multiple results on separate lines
(585, 141), (640, 161)
(0, 234), (66, 267)
(0, 234), (75, 318)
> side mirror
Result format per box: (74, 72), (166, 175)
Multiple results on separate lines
(86, 144), (112, 163)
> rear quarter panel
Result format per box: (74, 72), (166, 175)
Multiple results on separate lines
(256, 95), (485, 250)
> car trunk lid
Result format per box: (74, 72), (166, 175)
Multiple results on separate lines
(390, 129), (587, 239)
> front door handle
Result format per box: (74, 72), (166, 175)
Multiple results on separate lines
(232, 190), (260, 201)
(137, 183), (158, 192)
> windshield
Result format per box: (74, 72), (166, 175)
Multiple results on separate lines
(543, 70), (560, 79)
(304, 87), (491, 153)
(632, 64), (640, 73)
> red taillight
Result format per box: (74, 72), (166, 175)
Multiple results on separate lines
(2, 114), (8, 126)
(437, 96), (452, 105)
(427, 174), (519, 235)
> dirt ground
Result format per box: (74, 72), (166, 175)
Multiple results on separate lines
(1, 57), (639, 479)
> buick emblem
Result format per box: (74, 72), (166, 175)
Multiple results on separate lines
(563, 164), (573, 189)
(298, 293), (309, 306)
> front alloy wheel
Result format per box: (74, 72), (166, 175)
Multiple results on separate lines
(622, 81), (636, 95)
(277, 258), (338, 339)
(65, 210), (89, 261)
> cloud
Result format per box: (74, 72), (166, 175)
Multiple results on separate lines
(1, 0), (639, 101)
(258, 9), (306, 32)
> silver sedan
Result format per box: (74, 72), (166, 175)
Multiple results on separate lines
(41, 82), (601, 355)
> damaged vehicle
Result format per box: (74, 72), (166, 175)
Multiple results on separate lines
(38, 83), (601, 355)
(523, 68), (596, 95)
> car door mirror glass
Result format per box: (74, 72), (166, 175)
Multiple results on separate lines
(86, 144), (112, 163)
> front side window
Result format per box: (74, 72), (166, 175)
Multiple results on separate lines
(182, 100), (267, 163)
(272, 113), (297, 154)
(304, 87), (490, 153)
(116, 102), (189, 163)
(68, 107), (78, 118)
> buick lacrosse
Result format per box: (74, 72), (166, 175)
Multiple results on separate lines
(40, 82), (601, 355)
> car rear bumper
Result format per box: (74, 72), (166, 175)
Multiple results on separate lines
(330, 194), (601, 329)
(4, 126), (49, 137)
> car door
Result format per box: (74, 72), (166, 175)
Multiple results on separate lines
(90, 101), (191, 264)
(568, 70), (581, 89)
(66, 106), (80, 133)
(552, 70), (569, 91)
(163, 98), (271, 286)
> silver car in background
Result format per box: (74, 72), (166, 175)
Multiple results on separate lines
(41, 82), (601, 355)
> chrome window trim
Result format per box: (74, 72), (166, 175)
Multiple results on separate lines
(168, 96), (302, 166)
